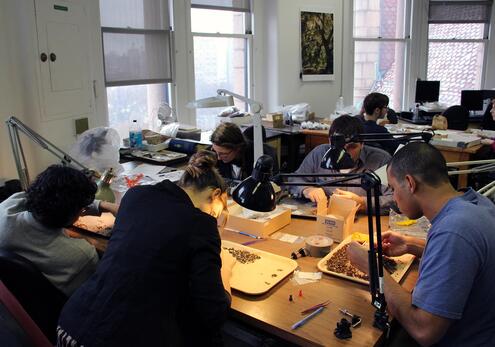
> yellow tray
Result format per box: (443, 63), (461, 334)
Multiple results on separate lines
(223, 240), (298, 295)
(317, 233), (414, 285)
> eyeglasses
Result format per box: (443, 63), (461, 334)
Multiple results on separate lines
(212, 145), (234, 158)
(344, 142), (360, 150)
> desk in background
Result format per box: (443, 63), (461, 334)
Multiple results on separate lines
(68, 215), (418, 347)
(300, 128), (486, 188)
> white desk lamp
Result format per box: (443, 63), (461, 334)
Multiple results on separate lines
(447, 159), (495, 197)
(5, 116), (94, 190)
(189, 89), (264, 165)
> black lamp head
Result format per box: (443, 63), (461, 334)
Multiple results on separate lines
(321, 133), (355, 170)
(232, 155), (276, 212)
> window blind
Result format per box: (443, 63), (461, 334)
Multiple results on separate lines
(191, 0), (251, 13)
(429, 1), (493, 24)
(100, 0), (172, 86)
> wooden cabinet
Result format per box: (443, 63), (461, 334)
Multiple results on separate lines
(34, 0), (94, 120)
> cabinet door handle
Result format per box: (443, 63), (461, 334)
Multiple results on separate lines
(40, 53), (47, 62)
(49, 53), (57, 62)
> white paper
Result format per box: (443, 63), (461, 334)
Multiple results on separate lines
(128, 163), (184, 183)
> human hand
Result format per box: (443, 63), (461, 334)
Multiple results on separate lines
(302, 187), (327, 204)
(347, 241), (369, 274)
(220, 248), (237, 273)
(99, 201), (120, 216)
(333, 189), (365, 210)
(382, 231), (409, 257)
(377, 119), (390, 126)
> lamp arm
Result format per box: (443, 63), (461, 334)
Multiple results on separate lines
(350, 132), (433, 143)
(216, 89), (264, 163)
(6, 116), (93, 189)
(216, 89), (263, 113)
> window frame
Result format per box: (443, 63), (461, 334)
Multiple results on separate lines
(189, 6), (254, 128)
(426, 22), (490, 104)
(351, 0), (413, 111)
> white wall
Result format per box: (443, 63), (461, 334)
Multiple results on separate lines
(259, 0), (345, 117)
(0, 0), (106, 182)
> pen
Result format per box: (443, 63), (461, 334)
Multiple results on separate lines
(291, 306), (325, 330)
(242, 238), (267, 246)
(238, 231), (262, 239)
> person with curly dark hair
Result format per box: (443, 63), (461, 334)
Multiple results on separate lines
(0, 165), (118, 296)
(57, 151), (235, 347)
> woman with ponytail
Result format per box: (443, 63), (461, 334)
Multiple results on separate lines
(57, 151), (235, 347)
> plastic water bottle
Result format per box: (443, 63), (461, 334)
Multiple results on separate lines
(412, 103), (420, 122)
(335, 96), (344, 113)
(129, 119), (142, 148)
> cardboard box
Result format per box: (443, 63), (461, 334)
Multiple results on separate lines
(316, 195), (359, 242)
(224, 203), (291, 238)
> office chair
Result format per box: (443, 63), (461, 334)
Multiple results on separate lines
(0, 280), (52, 347)
(0, 250), (68, 343)
(442, 105), (469, 131)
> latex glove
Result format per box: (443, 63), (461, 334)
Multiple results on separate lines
(381, 231), (409, 257)
(220, 248), (237, 273)
(347, 241), (369, 274)
(333, 189), (366, 210)
(302, 187), (327, 204)
(220, 248), (237, 294)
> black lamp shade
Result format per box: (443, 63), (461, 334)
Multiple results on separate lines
(231, 155), (276, 212)
(232, 177), (276, 212)
(320, 147), (355, 170)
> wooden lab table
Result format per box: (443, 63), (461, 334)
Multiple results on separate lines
(67, 215), (418, 347)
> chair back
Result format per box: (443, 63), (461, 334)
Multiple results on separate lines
(0, 250), (67, 343)
(0, 280), (52, 347)
(442, 105), (469, 130)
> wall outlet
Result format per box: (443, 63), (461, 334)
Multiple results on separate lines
(75, 117), (89, 135)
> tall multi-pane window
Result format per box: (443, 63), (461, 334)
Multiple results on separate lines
(100, 0), (173, 142)
(191, 0), (252, 130)
(352, 0), (409, 111)
(426, 1), (492, 105)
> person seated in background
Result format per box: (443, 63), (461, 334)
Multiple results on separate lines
(348, 143), (495, 346)
(57, 151), (235, 347)
(288, 115), (393, 213)
(210, 122), (279, 181)
(481, 98), (495, 131)
(361, 92), (398, 155)
(0, 165), (119, 296)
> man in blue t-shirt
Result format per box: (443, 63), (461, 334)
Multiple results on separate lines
(348, 142), (495, 346)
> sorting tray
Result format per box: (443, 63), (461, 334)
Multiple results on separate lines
(72, 213), (115, 238)
(222, 240), (298, 295)
(317, 233), (415, 285)
(130, 149), (187, 164)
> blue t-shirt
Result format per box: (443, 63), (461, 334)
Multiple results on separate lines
(412, 188), (495, 346)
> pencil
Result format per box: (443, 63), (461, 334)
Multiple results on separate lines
(291, 306), (325, 330)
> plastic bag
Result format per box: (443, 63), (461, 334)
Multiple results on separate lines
(70, 127), (123, 175)
(159, 122), (180, 138)
(278, 103), (311, 122)
(388, 209), (430, 239)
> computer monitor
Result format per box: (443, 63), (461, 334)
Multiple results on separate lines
(461, 90), (485, 111)
(415, 80), (440, 103)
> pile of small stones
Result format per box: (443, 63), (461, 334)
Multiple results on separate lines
(326, 244), (369, 281)
(224, 247), (261, 264)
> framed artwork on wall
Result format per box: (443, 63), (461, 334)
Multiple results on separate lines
(300, 9), (334, 81)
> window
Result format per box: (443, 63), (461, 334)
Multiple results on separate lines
(100, 0), (173, 142)
(352, 0), (409, 111)
(190, 0), (252, 130)
(426, 1), (492, 105)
